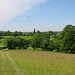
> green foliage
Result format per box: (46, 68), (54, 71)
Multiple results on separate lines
(59, 31), (65, 39)
(62, 30), (75, 52)
(63, 24), (73, 31)
(47, 40), (54, 51)
(33, 28), (36, 34)
(37, 30), (40, 34)
(0, 24), (74, 53)
(6, 37), (16, 49)
(40, 33), (50, 50)
(12, 31), (19, 37)
(59, 25), (73, 40)
(0, 30), (33, 36)
(5, 37), (30, 49)
(16, 37), (24, 49)
(59, 25), (75, 53)
(32, 30), (60, 51)
(31, 34), (42, 50)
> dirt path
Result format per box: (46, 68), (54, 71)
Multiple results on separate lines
(0, 51), (24, 75)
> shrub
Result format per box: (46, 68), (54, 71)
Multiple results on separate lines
(5, 37), (30, 49)
(6, 37), (16, 49)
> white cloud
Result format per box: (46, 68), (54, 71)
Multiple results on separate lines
(0, 0), (47, 25)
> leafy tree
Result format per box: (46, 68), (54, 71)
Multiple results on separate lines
(6, 37), (16, 49)
(33, 28), (36, 34)
(40, 33), (50, 50)
(47, 40), (55, 51)
(31, 34), (42, 50)
(0, 31), (5, 36)
(59, 25), (73, 39)
(23, 40), (30, 49)
(62, 29), (75, 53)
(63, 24), (73, 31)
(51, 38), (60, 51)
(59, 25), (75, 53)
(15, 37), (30, 49)
(12, 31), (19, 37)
(3, 30), (12, 36)
(6, 37), (30, 49)
(18, 31), (23, 36)
(37, 30), (40, 34)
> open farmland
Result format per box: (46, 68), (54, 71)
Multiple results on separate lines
(2, 36), (33, 40)
(17, 36), (33, 40)
(0, 50), (75, 75)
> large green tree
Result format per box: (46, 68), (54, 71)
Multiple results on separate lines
(40, 33), (50, 50)
(31, 34), (42, 50)
(6, 37), (30, 49)
(59, 25), (75, 53)
(62, 29), (75, 53)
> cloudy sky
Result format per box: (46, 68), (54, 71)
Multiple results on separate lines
(0, 0), (75, 32)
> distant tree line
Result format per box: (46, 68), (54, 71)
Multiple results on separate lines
(0, 30), (57, 37)
(0, 31), (33, 36)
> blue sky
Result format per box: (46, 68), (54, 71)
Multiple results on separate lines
(0, 0), (75, 32)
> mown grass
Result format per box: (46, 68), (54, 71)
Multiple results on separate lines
(0, 50), (75, 75)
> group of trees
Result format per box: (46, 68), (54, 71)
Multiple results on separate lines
(5, 37), (30, 49)
(3, 24), (75, 53)
(0, 31), (33, 36)
(31, 30), (60, 51)
(31, 25), (75, 53)
(0, 29), (57, 37)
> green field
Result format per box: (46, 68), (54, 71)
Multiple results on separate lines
(2, 36), (33, 40)
(0, 50), (75, 75)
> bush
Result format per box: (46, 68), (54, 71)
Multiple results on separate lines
(23, 45), (28, 49)
(5, 37), (30, 49)
(6, 37), (16, 49)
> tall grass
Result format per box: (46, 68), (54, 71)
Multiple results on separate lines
(0, 50), (74, 75)
(0, 51), (15, 75)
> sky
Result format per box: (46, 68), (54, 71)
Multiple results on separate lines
(0, 0), (75, 32)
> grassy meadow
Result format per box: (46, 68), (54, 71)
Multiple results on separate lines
(0, 50), (75, 75)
